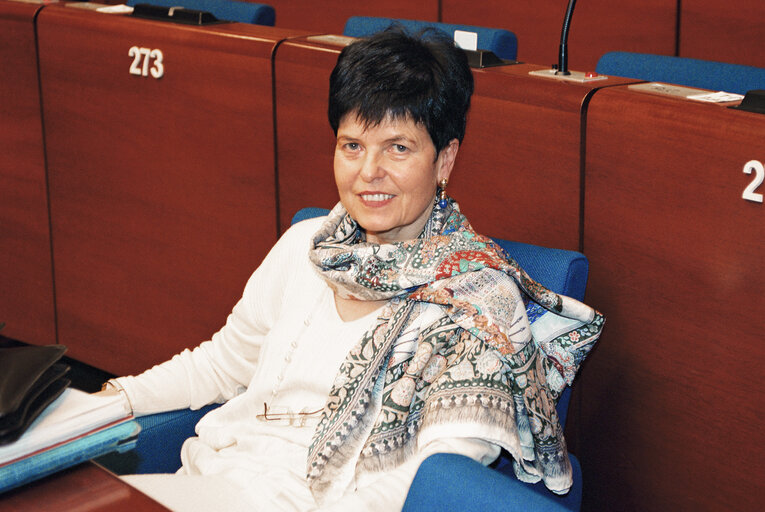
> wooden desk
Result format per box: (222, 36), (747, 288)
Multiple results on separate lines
(1, 462), (167, 511)
(441, 0), (677, 72)
(577, 84), (765, 511)
(266, 0), (439, 34)
(450, 63), (635, 250)
(37, 4), (312, 375)
(679, 0), (765, 68)
(0, 0), (56, 346)
(273, 35), (347, 232)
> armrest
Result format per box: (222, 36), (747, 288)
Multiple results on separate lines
(402, 452), (582, 512)
(97, 404), (220, 475)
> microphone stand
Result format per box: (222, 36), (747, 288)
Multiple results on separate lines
(555, 0), (577, 75)
(529, 0), (605, 82)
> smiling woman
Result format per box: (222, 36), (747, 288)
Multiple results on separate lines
(101, 27), (604, 512)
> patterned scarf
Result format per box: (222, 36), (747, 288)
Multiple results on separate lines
(306, 198), (605, 502)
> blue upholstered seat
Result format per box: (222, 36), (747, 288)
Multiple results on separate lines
(126, 0), (275, 25)
(104, 207), (587, 511)
(403, 452), (583, 512)
(343, 16), (517, 61)
(596, 52), (765, 95)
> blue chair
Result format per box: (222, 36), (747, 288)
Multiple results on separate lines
(101, 207), (588, 512)
(126, 0), (275, 25)
(343, 16), (517, 61)
(596, 52), (765, 95)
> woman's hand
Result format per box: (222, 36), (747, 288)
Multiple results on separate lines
(93, 388), (120, 398)
(94, 382), (133, 415)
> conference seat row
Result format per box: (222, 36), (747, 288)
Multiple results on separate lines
(122, 0), (765, 70)
(1, 2), (763, 510)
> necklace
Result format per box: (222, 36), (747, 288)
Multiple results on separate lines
(256, 295), (325, 426)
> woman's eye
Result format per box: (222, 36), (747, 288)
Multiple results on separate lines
(345, 142), (360, 151)
(393, 144), (408, 153)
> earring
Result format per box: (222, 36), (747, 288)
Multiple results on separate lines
(438, 178), (448, 209)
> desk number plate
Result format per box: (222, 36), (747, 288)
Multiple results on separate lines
(128, 47), (164, 79)
(743, 160), (764, 204)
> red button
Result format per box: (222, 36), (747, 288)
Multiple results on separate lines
(585, 71), (599, 78)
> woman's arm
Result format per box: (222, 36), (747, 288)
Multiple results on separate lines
(108, 218), (323, 415)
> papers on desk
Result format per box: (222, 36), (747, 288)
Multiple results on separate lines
(627, 82), (745, 104)
(686, 91), (745, 103)
(0, 388), (139, 493)
(0, 388), (131, 466)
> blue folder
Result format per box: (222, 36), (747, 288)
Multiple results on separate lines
(0, 419), (140, 493)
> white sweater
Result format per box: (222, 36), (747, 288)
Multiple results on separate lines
(116, 217), (499, 511)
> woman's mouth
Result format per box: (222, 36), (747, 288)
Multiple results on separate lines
(359, 193), (395, 203)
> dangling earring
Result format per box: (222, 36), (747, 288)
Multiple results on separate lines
(438, 178), (449, 209)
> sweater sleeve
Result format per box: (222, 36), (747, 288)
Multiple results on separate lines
(114, 218), (323, 415)
(316, 438), (501, 512)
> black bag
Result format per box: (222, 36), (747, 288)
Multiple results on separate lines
(0, 345), (70, 445)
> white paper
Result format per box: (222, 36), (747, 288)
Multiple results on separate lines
(686, 91), (745, 103)
(0, 388), (130, 465)
(454, 30), (478, 52)
(97, 5), (135, 14)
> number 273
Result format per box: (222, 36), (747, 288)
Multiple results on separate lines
(128, 46), (164, 79)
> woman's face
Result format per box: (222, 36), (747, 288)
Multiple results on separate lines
(334, 114), (458, 244)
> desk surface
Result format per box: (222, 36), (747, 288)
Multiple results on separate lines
(1, 462), (167, 511)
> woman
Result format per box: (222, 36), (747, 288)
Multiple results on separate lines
(101, 28), (604, 511)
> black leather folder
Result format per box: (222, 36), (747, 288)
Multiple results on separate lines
(0, 345), (70, 445)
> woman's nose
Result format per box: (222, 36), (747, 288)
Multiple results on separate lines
(359, 151), (385, 181)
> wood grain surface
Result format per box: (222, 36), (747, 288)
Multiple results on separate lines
(2, 462), (168, 511)
(442, 0), (677, 72)
(37, 5), (309, 374)
(0, 0), (56, 346)
(451, 64), (636, 250)
(267, 0), (439, 34)
(679, 0), (765, 67)
(577, 85), (765, 511)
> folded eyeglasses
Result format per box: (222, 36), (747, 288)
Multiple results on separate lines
(255, 402), (323, 427)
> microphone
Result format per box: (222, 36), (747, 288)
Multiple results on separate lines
(528, 0), (606, 82)
(555, 0), (577, 75)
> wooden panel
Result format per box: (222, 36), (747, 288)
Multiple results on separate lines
(268, 0), (439, 34)
(3, 462), (168, 510)
(452, 64), (636, 250)
(276, 37), (636, 250)
(679, 0), (765, 68)
(38, 5), (310, 375)
(274, 36), (345, 233)
(0, 0), (56, 346)
(579, 86), (765, 510)
(442, 0), (677, 72)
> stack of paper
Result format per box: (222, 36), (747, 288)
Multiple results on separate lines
(0, 388), (139, 492)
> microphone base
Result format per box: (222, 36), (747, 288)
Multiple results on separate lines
(463, 49), (517, 69)
(529, 68), (608, 83)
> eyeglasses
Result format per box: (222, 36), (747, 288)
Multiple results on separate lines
(255, 402), (323, 427)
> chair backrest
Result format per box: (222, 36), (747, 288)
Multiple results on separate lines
(126, 0), (275, 25)
(342, 16), (518, 61)
(291, 207), (589, 425)
(596, 52), (765, 95)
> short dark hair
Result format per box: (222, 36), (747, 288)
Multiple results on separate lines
(328, 27), (474, 154)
